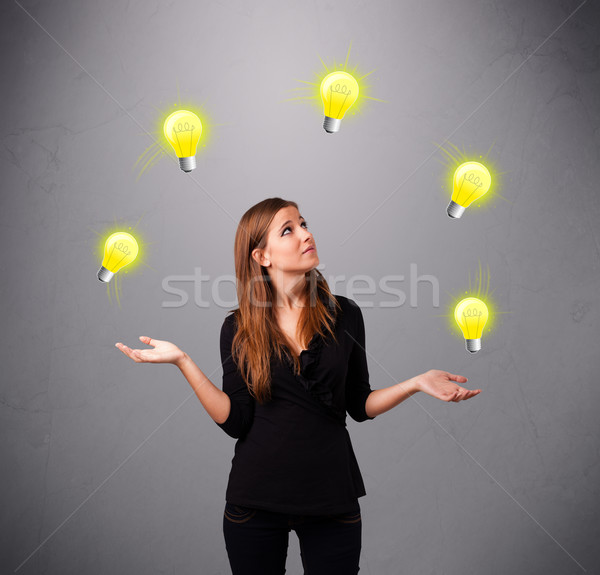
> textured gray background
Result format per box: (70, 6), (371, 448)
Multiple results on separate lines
(1, 0), (599, 573)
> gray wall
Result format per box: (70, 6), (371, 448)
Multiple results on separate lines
(2, 0), (599, 573)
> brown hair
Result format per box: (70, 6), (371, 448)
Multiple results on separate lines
(227, 197), (341, 404)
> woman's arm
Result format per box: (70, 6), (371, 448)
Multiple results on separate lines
(365, 370), (481, 418)
(343, 298), (481, 419)
(364, 377), (420, 419)
(214, 316), (256, 438)
(115, 336), (232, 424)
(176, 353), (231, 424)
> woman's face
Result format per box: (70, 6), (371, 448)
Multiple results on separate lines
(253, 206), (318, 274)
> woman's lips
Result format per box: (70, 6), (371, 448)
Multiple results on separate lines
(303, 247), (315, 254)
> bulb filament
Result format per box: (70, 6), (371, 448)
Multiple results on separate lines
(462, 307), (483, 318)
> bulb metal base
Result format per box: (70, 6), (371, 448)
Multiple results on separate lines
(465, 338), (481, 353)
(97, 266), (114, 283)
(447, 200), (466, 219)
(179, 156), (196, 172)
(323, 116), (341, 133)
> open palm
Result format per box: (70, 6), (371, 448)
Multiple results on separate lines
(115, 336), (185, 366)
(417, 369), (481, 402)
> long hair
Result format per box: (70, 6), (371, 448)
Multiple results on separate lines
(228, 197), (341, 405)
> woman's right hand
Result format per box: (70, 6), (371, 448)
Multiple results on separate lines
(115, 336), (186, 367)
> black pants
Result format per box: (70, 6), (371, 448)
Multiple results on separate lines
(222, 501), (362, 574)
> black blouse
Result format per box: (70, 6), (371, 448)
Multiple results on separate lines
(215, 292), (376, 515)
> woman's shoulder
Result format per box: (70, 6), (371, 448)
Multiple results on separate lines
(331, 293), (359, 311)
(330, 294), (362, 322)
(221, 309), (239, 334)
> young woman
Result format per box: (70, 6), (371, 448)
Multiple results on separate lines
(116, 197), (481, 575)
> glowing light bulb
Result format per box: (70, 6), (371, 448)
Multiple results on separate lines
(97, 232), (139, 283)
(320, 71), (359, 133)
(163, 110), (202, 172)
(447, 161), (491, 218)
(454, 297), (489, 353)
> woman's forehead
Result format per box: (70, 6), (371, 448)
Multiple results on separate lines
(270, 206), (302, 228)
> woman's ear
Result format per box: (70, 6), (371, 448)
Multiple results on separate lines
(252, 248), (270, 267)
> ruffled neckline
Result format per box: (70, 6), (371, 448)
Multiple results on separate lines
(280, 291), (346, 422)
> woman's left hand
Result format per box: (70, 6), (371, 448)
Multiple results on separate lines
(415, 370), (481, 402)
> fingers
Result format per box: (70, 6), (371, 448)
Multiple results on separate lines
(115, 342), (133, 359)
(451, 388), (482, 402)
(115, 342), (144, 362)
(449, 373), (468, 383)
(139, 336), (156, 347)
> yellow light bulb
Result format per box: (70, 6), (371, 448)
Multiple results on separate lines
(447, 161), (491, 218)
(97, 232), (139, 283)
(320, 71), (359, 133)
(163, 110), (203, 172)
(454, 297), (489, 353)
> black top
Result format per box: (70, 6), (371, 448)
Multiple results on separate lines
(216, 292), (376, 515)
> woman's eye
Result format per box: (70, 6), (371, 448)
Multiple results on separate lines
(282, 222), (308, 236)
